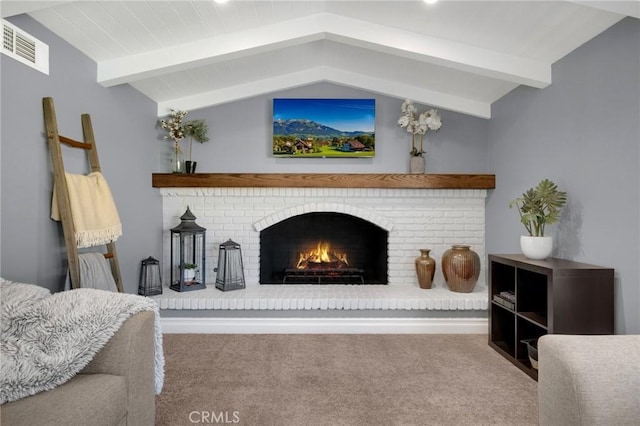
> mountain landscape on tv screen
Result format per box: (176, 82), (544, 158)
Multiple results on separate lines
(273, 118), (371, 138)
(272, 98), (375, 158)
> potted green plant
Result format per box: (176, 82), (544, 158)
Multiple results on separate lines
(509, 178), (567, 259)
(183, 119), (210, 173)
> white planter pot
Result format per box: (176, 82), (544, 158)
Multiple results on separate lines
(409, 156), (425, 174)
(520, 236), (553, 260)
(183, 269), (196, 282)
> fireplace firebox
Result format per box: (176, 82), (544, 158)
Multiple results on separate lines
(259, 212), (388, 284)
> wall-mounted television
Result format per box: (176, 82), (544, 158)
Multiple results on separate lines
(273, 98), (375, 158)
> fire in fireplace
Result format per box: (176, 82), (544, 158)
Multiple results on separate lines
(259, 212), (388, 285)
(285, 240), (364, 284)
(296, 241), (349, 269)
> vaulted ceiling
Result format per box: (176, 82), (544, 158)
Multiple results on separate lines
(2, 1), (638, 118)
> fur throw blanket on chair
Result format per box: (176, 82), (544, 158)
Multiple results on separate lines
(0, 279), (164, 404)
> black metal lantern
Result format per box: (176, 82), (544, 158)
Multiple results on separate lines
(170, 206), (206, 292)
(138, 256), (163, 296)
(215, 239), (245, 291)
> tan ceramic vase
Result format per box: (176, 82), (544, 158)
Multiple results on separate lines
(441, 245), (480, 293)
(415, 249), (436, 289)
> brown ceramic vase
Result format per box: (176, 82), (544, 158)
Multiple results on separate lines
(441, 245), (480, 293)
(415, 249), (436, 289)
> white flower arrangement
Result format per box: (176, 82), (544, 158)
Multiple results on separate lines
(159, 109), (211, 172)
(160, 109), (188, 146)
(159, 109), (189, 172)
(398, 99), (442, 157)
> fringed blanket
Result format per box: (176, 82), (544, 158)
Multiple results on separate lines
(51, 171), (122, 248)
(0, 279), (164, 404)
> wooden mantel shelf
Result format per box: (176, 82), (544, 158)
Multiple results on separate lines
(152, 173), (495, 189)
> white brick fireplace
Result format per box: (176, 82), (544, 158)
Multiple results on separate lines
(153, 182), (489, 331)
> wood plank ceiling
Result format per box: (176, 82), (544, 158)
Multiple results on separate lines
(2, 1), (636, 118)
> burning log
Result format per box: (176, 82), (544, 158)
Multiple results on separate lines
(296, 241), (349, 269)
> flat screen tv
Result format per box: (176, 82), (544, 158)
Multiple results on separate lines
(273, 98), (375, 158)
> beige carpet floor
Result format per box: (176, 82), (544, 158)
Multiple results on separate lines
(156, 334), (537, 426)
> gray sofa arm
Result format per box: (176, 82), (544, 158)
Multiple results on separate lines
(82, 310), (156, 426)
(538, 334), (640, 426)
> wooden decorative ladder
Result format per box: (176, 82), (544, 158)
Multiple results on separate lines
(43, 97), (123, 292)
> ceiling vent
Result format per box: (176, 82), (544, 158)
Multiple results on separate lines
(2, 20), (49, 75)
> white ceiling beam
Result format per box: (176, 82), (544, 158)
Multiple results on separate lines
(322, 14), (550, 89)
(0, 1), (73, 18)
(100, 13), (550, 90)
(568, 1), (640, 19)
(156, 66), (492, 119)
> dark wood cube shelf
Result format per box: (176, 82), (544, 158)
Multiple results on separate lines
(488, 254), (614, 380)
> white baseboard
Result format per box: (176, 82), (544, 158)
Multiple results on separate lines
(160, 317), (488, 334)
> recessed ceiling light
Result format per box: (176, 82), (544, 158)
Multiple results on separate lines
(424, 0), (439, 4)
(214, 0), (230, 4)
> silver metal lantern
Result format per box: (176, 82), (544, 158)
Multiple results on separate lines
(215, 239), (245, 291)
(170, 207), (206, 292)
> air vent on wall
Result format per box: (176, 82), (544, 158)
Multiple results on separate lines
(2, 19), (48, 75)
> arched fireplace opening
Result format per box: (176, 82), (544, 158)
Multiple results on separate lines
(259, 212), (388, 284)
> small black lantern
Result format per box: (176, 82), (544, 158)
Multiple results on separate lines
(170, 206), (206, 292)
(215, 239), (245, 291)
(138, 256), (163, 296)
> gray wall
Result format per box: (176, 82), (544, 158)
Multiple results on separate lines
(1, 15), (163, 293)
(1, 15), (488, 295)
(486, 17), (640, 334)
(157, 83), (488, 174)
(3, 13), (637, 333)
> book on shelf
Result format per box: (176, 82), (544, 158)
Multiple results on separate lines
(492, 294), (515, 310)
(499, 290), (516, 302)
